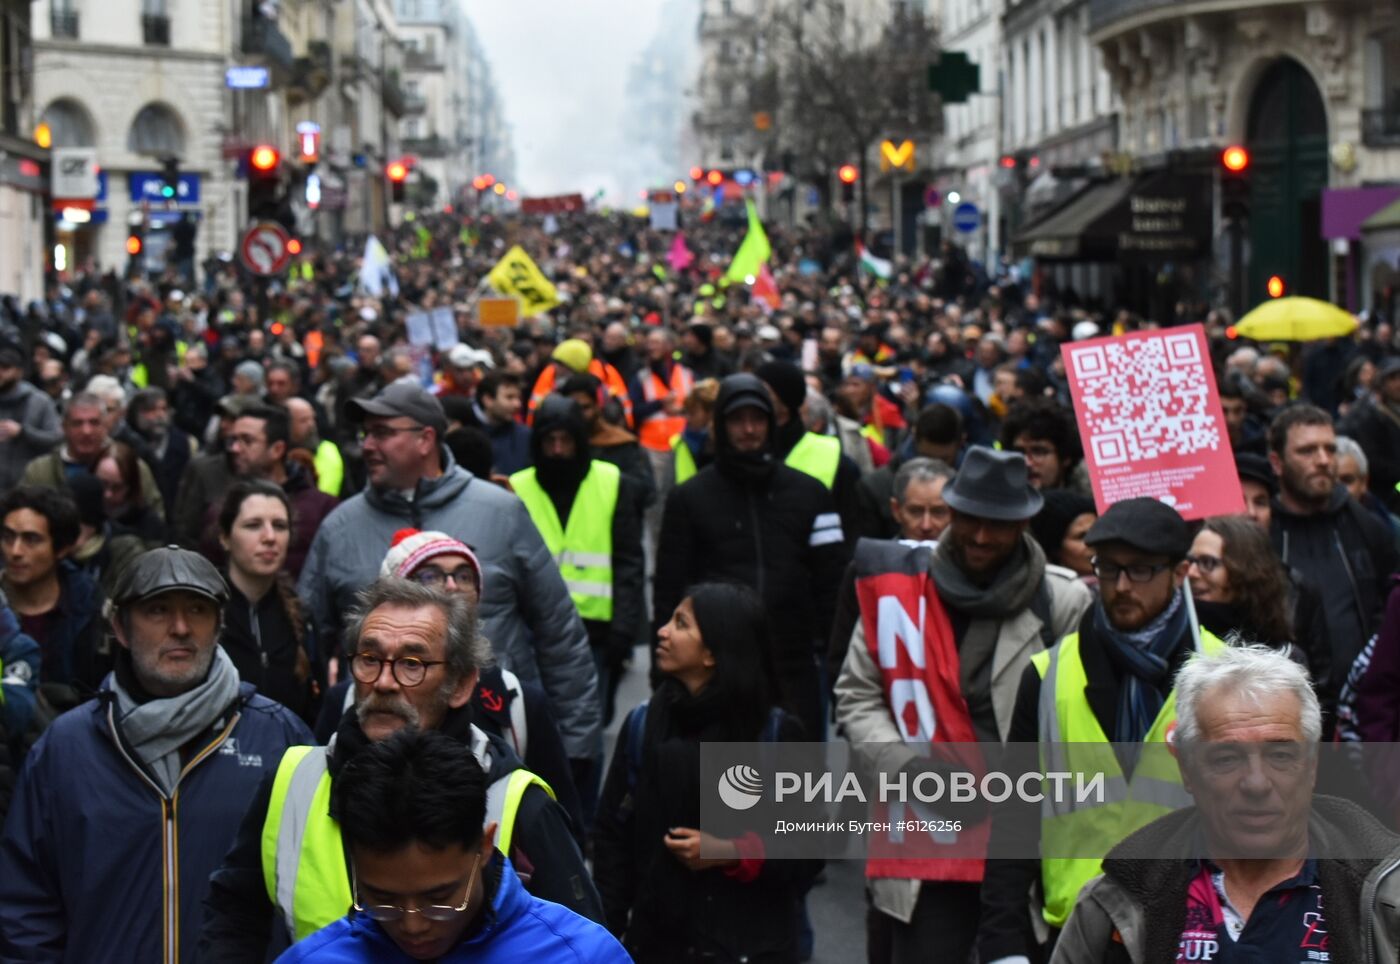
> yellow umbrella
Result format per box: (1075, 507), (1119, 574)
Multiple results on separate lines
(1234, 297), (1358, 342)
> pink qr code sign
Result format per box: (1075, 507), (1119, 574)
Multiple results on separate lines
(1063, 325), (1244, 520)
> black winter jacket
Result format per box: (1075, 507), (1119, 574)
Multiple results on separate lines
(1271, 486), (1399, 677)
(1339, 395), (1400, 512)
(219, 579), (313, 720)
(652, 378), (848, 732)
(592, 680), (821, 963)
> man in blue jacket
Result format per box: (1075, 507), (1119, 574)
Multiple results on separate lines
(0, 546), (313, 963)
(275, 729), (627, 963)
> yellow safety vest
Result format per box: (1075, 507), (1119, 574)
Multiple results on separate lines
(313, 439), (344, 498)
(260, 745), (552, 943)
(1031, 628), (1226, 928)
(510, 461), (620, 621)
(785, 432), (841, 489)
(671, 433), (698, 485)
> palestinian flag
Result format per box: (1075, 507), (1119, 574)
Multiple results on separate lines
(856, 241), (893, 280)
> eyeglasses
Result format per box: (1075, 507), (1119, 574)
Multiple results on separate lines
(412, 566), (477, 590)
(353, 852), (481, 923)
(1187, 553), (1223, 575)
(1091, 559), (1172, 584)
(1016, 443), (1058, 460)
(350, 652), (446, 687)
(359, 424), (424, 443)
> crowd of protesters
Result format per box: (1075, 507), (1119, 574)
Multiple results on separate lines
(0, 207), (1397, 961)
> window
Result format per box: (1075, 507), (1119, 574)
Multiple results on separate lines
(41, 99), (96, 147)
(127, 103), (184, 157)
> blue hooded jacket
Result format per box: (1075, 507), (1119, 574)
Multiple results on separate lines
(274, 855), (628, 964)
(0, 679), (313, 963)
(0, 591), (40, 742)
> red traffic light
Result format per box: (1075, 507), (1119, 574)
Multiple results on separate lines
(1222, 145), (1250, 173)
(838, 164), (859, 184)
(998, 155), (1017, 169)
(125, 235), (142, 256)
(481, 173), (496, 187)
(249, 145), (280, 173)
(706, 170), (723, 186)
(1267, 275), (1286, 298)
(690, 166), (704, 181)
(387, 161), (408, 183)
(287, 238), (303, 255)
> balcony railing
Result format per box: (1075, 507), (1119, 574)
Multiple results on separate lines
(404, 47), (444, 71)
(142, 14), (170, 45)
(401, 135), (450, 157)
(50, 9), (79, 38)
(402, 92), (427, 115)
(382, 71), (408, 117)
(241, 15), (294, 73)
(1363, 107), (1400, 148)
(698, 10), (754, 38)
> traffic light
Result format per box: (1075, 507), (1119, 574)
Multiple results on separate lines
(246, 144), (283, 222)
(838, 164), (858, 202)
(1267, 274), (1286, 298)
(387, 160), (408, 203)
(158, 156), (180, 201)
(126, 233), (142, 256)
(1221, 145), (1250, 221)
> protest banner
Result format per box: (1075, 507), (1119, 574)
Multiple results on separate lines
(1062, 324), (1243, 519)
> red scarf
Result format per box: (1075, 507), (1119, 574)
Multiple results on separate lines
(854, 540), (989, 882)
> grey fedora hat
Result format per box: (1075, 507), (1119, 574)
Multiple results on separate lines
(942, 446), (1045, 521)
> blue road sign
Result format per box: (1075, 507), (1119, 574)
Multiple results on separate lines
(953, 201), (980, 233)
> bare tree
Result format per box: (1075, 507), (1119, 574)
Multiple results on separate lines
(759, 0), (940, 236)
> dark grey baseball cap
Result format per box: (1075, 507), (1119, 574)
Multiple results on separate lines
(345, 381), (448, 437)
(112, 546), (230, 607)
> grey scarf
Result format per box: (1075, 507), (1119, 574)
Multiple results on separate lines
(112, 646), (242, 795)
(931, 533), (1047, 740)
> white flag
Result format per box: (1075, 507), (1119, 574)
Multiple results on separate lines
(359, 235), (399, 297)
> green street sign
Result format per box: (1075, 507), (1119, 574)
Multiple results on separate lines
(929, 51), (980, 104)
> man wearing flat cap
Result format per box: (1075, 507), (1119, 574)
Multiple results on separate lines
(835, 447), (1091, 963)
(978, 497), (1228, 964)
(0, 546), (312, 962)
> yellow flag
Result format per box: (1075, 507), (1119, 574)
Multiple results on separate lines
(488, 246), (559, 317)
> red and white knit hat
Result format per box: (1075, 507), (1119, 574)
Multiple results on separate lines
(379, 528), (485, 595)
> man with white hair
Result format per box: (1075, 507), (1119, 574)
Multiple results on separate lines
(1053, 645), (1400, 963)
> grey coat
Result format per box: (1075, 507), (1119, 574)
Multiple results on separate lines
(297, 450), (602, 759)
(0, 381), (61, 491)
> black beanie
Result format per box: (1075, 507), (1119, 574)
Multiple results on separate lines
(1029, 489), (1097, 563)
(756, 360), (807, 413)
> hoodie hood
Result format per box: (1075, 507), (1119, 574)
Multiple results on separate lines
(714, 373), (777, 485)
(530, 395), (591, 501)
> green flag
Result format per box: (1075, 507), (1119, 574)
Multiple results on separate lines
(724, 200), (771, 284)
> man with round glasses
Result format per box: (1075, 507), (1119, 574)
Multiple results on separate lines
(274, 729), (627, 962)
(198, 578), (601, 960)
(978, 497), (1227, 963)
(297, 381), (601, 781)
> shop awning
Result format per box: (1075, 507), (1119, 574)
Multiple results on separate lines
(1362, 197), (1400, 232)
(1012, 170), (1212, 262)
(1012, 179), (1133, 260)
(1323, 186), (1400, 240)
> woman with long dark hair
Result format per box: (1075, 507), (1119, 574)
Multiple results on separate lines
(593, 582), (820, 963)
(1188, 514), (1328, 689)
(94, 440), (166, 543)
(216, 479), (317, 720)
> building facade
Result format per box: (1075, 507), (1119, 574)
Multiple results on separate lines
(0, 0), (47, 301)
(1088, 0), (1400, 311)
(35, 0), (236, 277)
